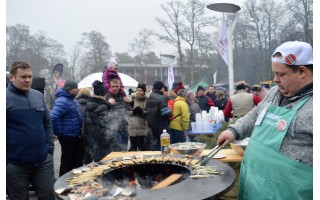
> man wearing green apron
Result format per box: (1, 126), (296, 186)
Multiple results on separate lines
(218, 41), (313, 200)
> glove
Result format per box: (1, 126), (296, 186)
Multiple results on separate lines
(132, 107), (139, 115)
(108, 72), (118, 79)
(136, 106), (143, 115)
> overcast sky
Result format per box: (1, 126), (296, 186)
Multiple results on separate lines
(6, 0), (247, 56)
(6, 0), (181, 55)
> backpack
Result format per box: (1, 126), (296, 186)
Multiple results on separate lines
(168, 99), (183, 121)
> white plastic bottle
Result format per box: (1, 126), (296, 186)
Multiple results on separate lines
(160, 129), (170, 154)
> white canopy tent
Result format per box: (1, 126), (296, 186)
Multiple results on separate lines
(78, 72), (138, 95)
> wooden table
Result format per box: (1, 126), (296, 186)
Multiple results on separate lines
(103, 148), (242, 163)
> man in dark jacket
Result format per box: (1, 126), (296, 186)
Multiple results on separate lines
(105, 78), (131, 151)
(206, 85), (216, 102)
(146, 80), (172, 150)
(50, 79), (84, 176)
(75, 87), (91, 120)
(196, 85), (215, 112)
(83, 80), (120, 164)
(6, 61), (55, 200)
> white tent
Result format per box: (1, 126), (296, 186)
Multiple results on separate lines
(78, 72), (138, 95)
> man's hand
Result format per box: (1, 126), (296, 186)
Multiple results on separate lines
(123, 96), (132, 103)
(108, 98), (116, 105)
(217, 130), (235, 147)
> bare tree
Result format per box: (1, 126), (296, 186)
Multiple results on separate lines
(80, 31), (112, 72)
(180, 0), (216, 86)
(155, 1), (185, 79)
(285, 0), (313, 44)
(68, 44), (84, 81)
(6, 24), (32, 67)
(129, 29), (153, 81)
(233, 0), (285, 84)
(24, 31), (50, 76)
(45, 38), (65, 68)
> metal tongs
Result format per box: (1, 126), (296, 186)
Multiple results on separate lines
(199, 145), (223, 166)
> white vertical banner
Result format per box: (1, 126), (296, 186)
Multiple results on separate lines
(168, 63), (174, 90)
(218, 17), (228, 66)
(213, 70), (217, 85)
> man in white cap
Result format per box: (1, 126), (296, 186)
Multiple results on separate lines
(217, 41), (313, 199)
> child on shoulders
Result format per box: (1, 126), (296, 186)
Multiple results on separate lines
(102, 58), (132, 103)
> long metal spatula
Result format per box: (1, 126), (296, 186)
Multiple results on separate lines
(199, 145), (223, 166)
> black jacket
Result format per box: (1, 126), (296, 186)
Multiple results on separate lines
(146, 90), (172, 135)
(76, 94), (90, 120)
(84, 97), (120, 162)
(214, 97), (228, 111)
(197, 95), (211, 112)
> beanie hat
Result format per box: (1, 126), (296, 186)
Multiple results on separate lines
(92, 80), (107, 96)
(106, 58), (118, 68)
(153, 80), (165, 91)
(63, 79), (78, 92)
(197, 85), (204, 93)
(271, 41), (313, 65)
(173, 82), (185, 94)
(137, 83), (146, 93)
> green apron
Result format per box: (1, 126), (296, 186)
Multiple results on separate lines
(238, 97), (312, 200)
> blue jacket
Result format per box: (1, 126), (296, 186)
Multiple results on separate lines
(50, 88), (83, 137)
(6, 82), (54, 167)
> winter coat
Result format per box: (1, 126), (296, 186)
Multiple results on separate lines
(196, 94), (215, 112)
(186, 98), (201, 114)
(214, 97), (228, 111)
(186, 98), (201, 123)
(105, 92), (130, 136)
(146, 90), (172, 136)
(127, 95), (149, 137)
(50, 88), (83, 137)
(76, 94), (90, 120)
(6, 82), (54, 167)
(229, 84), (313, 165)
(102, 68), (125, 95)
(169, 96), (190, 131)
(207, 92), (216, 102)
(83, 96), (120, 162)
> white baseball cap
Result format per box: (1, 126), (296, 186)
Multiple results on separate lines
(271, 41), (313, 66)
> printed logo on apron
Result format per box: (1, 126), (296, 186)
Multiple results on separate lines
(276, 119), (287, 131)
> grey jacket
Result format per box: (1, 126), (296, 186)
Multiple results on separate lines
(229, 83), (313, 165)
(128, 95), (149, 137)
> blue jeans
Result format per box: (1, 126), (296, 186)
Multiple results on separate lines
(6, 154), (55, 200)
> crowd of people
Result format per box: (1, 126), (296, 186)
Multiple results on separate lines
(6, 41), (313, 199)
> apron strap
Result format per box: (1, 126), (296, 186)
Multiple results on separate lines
(291, 96), (310, 111)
